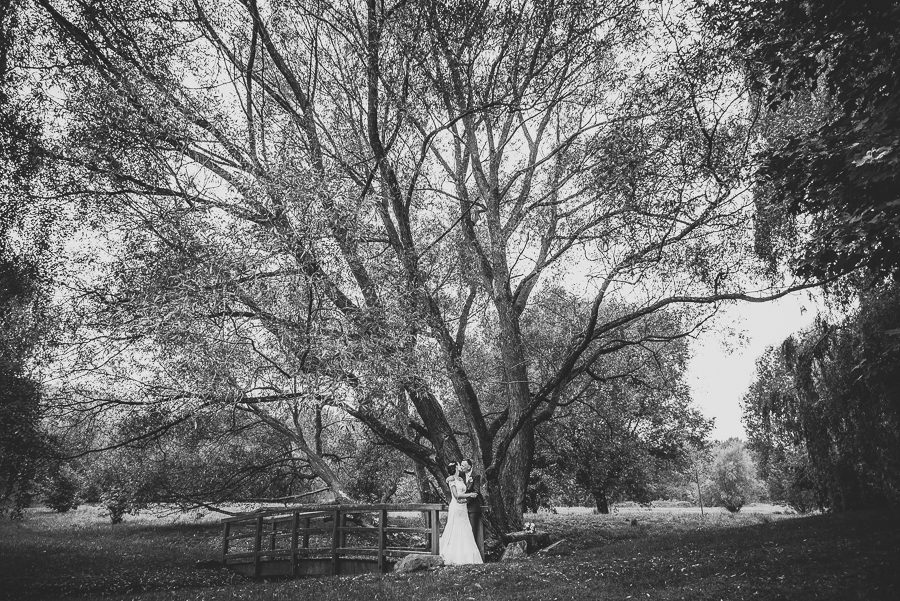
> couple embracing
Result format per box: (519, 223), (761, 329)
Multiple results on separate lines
(439, 459), (484, 565)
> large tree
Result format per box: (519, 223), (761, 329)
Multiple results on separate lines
(10, 0), (815, 534)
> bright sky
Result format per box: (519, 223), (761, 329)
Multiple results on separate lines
(686, 291), (825, 442)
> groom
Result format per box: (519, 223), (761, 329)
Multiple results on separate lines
(459, 459), (482, 532)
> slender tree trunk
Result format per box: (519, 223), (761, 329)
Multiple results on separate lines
(695, 465), (704, 517)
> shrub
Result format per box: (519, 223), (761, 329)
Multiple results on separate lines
(705, 439), (762, 513)
(44, 469), (79, 513)
(100, 490), (131, 524)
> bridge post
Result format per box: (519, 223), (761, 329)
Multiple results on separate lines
(430, 508), (440, 555)
(253, 515), (263, 577)
(290, 511), (299, 577)
(221, 521), (230, 566)
(331, 509), (341, 575)
(378, 508), (386, 573)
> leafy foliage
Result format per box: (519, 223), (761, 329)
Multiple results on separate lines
(743, 283), (900, 511)
(704, 0), (900, 284)
(704, 438), (761, 513)
(42, 466), (80, 513)
(0, 253), (49, 518)
(530, 301), (712, 512)
(67, 409), (337, 520)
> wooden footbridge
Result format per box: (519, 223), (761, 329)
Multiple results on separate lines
(221, 503), (484, 577)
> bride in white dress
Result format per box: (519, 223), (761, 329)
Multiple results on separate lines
(439, 462), (483, 565)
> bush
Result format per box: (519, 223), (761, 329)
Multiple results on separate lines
(100, 490), (131, 524)
(762, 448), (823, 513)
(705, 439), (762, 513)
(44, 469), (79, 513)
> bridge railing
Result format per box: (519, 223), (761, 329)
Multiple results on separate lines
(220, 503), (484, 577)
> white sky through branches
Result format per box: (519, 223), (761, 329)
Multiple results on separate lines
(687, 291), (824, 441)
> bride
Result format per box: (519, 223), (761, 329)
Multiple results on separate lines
(439, 462), (483, 565)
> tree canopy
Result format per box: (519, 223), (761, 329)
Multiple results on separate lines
(2, 0), (818, 533)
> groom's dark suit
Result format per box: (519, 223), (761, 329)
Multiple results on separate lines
(462, 470), (482, 533)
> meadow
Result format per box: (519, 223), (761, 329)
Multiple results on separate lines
(1, 505), (896, 601)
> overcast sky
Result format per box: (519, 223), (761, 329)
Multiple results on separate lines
(686, 291), (825, 442)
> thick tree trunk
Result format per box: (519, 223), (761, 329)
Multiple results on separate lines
(499, 422), (533, 527)
(594, 489), (610, 514)
(494, 297), (534, 532)
(482, 473), (516, 542)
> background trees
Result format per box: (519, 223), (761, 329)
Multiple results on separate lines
(696, 0), (900, 516)
(530, 302), (711, 513)
(743, 284), (900, 512)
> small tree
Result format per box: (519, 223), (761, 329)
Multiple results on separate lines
(43, 466), (79, 513)
(705, 439), (760, 513)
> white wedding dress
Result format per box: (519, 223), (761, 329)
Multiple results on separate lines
(439, 479), (483, 565)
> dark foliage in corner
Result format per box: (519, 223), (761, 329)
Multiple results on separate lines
(704, 0), (900, 284)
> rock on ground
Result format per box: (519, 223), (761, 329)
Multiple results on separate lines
(501, 540), (528, 561)
(394, 553), (445, 572)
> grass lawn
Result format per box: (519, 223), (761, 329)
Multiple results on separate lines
(1, 505), (896, 601)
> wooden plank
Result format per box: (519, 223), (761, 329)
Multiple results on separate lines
(382, 548), (433, 557)
(338, 525), (379, 532)
(226, 548), (331, 560)
(294, 527), (332, 535)
(253, 516), (263, 578)
(220, 503), (448, 522)
(335, 548), (379, 555)
(377, 508), (386, 573)
(263, 512), (293, 524)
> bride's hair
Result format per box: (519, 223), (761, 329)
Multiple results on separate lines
(446, 462), (458, 476)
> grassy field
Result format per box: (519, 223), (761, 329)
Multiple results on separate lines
(1, 505), (897, 600)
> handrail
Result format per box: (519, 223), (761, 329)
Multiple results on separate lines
(220, 503), (448, 522)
